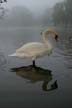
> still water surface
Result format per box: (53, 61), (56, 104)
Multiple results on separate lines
(0, 27), (72, 108)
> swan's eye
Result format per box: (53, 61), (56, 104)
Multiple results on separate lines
(55, 34), (58, 41)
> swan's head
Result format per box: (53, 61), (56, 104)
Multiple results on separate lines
(41, 29), (59, 41)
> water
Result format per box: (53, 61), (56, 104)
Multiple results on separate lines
(0, 27), (72, 108)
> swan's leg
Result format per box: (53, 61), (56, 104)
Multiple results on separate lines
(33, 60), (35, 66)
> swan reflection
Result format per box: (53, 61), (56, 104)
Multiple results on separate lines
(11, 65), (58, 92)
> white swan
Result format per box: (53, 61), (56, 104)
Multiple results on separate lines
(9, 29), (58, 66)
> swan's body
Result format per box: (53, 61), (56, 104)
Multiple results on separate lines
(9, 29), (58, 66)
(15, 42), (52, 59)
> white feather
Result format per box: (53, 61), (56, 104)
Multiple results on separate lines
(8, 29), (58, 62)
(8, 53), (16, 56)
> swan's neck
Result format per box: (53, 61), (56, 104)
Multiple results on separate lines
(42, 30), (56, 45)
(42, 34), (48, 43)
(42, 33), (51, 45)
(42, 34), (52, 51)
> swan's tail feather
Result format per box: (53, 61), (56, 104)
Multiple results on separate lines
(8, 53), (16, 56)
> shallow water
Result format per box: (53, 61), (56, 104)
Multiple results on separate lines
(0, 27), (72, 108)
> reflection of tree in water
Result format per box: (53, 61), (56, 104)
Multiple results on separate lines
(11, 65), (58, 92)
(57, 30), (72, 69)
(0, 51), (7, 71)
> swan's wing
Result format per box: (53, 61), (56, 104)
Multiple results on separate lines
(16, 42), (45, 53)
(15, 42), (46, 58)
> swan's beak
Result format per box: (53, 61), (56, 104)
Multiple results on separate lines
(55, 34), (58, 41)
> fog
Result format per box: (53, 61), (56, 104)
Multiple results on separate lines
(1, 0), (69, 27)
(5, 0), (63, 13)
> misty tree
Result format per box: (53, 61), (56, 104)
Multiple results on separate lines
(53, 0), (72, 26)
(0, 0), (7, 3)
(42, 8), (53, 26)
(65, 0), (72, 24)
(0, 6), (35, 27)
(10, 6), (34, 26)
(0, 0), (7, 19)
(53, 2), (66, 25)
